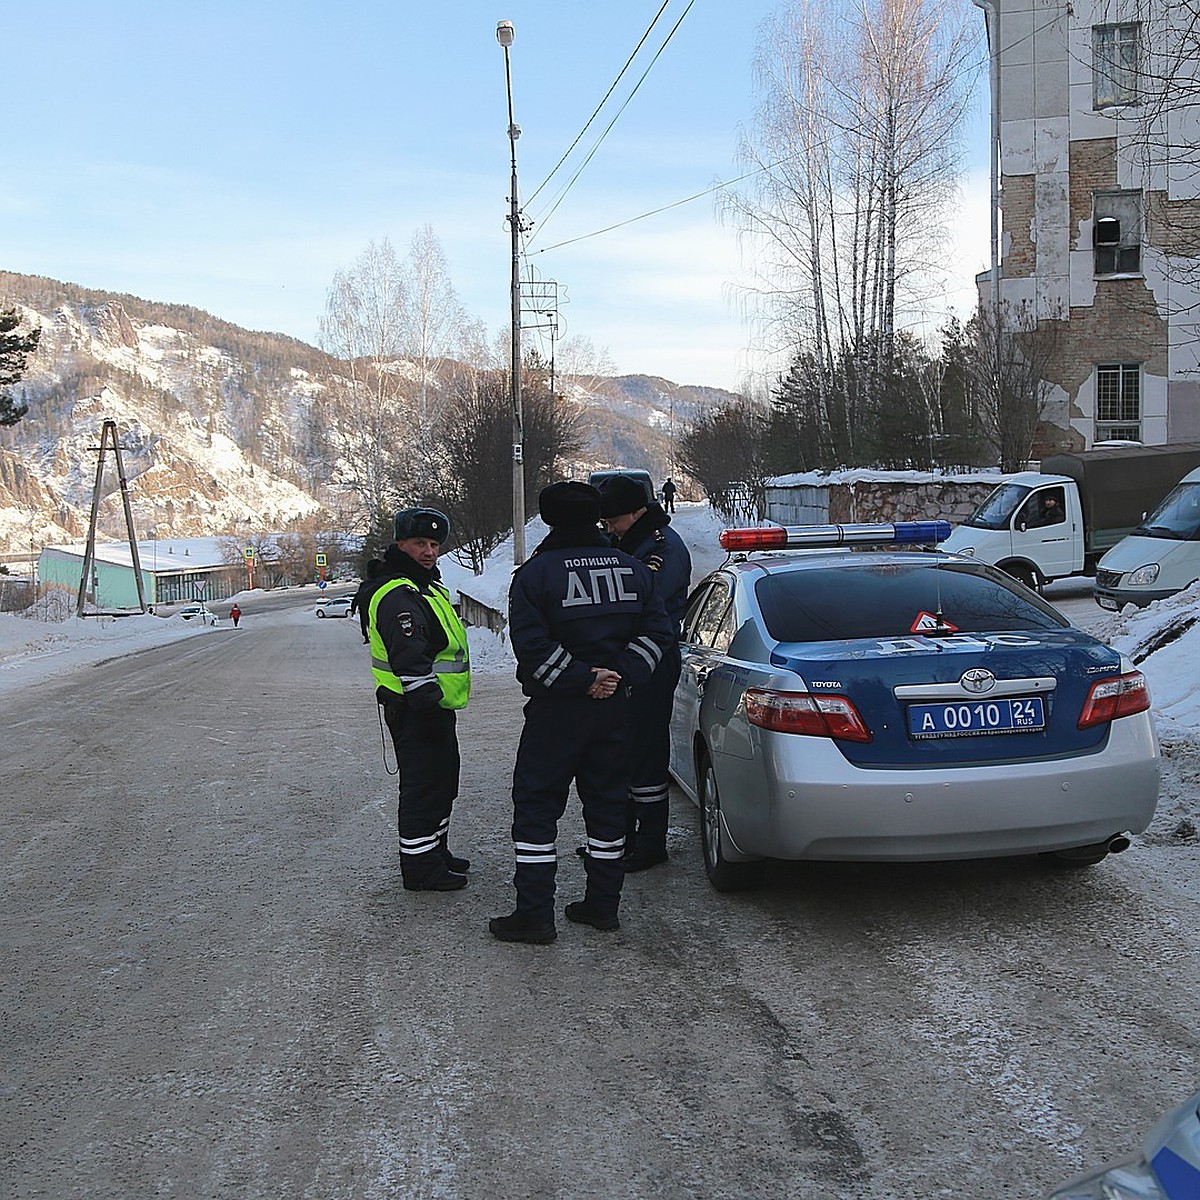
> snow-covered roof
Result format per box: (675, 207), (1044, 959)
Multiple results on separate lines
(767, 468), (1007, 487)
(43, 537), (234, 571)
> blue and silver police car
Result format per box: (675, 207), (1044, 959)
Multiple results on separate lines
(1049, 1087), (1200, 1199)
(668, 522), (1161, 891)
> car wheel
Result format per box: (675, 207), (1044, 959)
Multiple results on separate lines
(698, 751), (759, 892)
(317, 609), (326, 618)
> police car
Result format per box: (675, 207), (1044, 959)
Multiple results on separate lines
(669, 522), (1161, 890)
(1049, 1087), (1200, 1198)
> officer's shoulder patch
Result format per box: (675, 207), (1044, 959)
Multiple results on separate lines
(397, 611), (415, 636)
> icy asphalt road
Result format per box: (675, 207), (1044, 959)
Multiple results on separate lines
(2, 597), (1198, 1199)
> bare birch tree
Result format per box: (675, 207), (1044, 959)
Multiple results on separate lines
(725, 0), (980, 445)
(317, 239), (417, 524)
(402, 224), (471, 496)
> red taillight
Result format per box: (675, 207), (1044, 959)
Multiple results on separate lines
(744, 689), (872, 743)
(719, 526), (788, 551)
(1077, 671), (1152, 729)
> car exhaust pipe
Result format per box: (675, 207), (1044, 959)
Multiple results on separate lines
(1050, 833), (1133, 864)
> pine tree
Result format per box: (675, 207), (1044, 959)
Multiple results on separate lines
(0, 307), (41, 426)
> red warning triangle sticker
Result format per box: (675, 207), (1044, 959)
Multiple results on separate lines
(911, 611), (958, 633)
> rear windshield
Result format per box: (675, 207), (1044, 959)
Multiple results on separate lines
(754, 560), (1070, 642)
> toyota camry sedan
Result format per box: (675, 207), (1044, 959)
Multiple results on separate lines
(669, 522), (1161, 890)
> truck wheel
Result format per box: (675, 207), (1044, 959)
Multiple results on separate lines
(1002, 563), (1038, 591)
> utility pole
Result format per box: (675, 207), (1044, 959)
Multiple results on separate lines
(76, 420), (148, 616)
(498, 19), (529, 564)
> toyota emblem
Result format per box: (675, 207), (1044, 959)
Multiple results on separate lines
(961, 668), (996, 694)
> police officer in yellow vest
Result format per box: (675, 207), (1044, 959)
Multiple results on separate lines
(368, 508), (472, 892)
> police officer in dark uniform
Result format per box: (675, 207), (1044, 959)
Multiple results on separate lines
(489, 481), (676, 944)
(597, 474), (692, 871)
(368, 508), (472, 892)
(351, 557), (384, 644)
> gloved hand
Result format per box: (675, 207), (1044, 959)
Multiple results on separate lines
(404, 684), (444, 715)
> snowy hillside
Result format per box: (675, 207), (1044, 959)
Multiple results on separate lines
(0, 272), (737, 557)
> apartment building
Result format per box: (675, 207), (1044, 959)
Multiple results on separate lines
(976, 0), (1200, 451)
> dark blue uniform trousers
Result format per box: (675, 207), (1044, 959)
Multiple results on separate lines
(510, 691), (633, 923)
(382, 700), (460, 884)
(625, 643), (681, 849)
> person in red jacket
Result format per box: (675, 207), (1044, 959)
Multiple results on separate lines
(229, 603), (241, 627)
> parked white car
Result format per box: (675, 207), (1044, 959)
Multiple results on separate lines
(177, 604), (218, 626)
(316, 597), (352, 618)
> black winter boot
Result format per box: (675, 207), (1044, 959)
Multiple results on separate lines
(624, 799), (668, 871)
(489, 912), (557, 944)
(564, 901), (620, 931)
(404, 871), (467, 892)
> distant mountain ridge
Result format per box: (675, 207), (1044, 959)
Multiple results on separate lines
(0, 271), (737, 557)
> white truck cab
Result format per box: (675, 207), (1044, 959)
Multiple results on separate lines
(941, 473), (1082, 589)
(1095, 467), (1200, 609)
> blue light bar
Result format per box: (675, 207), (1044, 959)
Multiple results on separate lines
(892, 521), (953, 544)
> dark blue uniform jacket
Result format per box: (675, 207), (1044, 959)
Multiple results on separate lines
(508, 526), (676, 699)
(612, 503), (692, 635)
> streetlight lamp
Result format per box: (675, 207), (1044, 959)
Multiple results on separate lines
(497, 18), (526, 564)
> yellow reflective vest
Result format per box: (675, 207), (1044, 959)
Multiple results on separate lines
(368, 576), (470, 710)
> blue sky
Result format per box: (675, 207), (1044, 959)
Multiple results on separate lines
(5, 2), (990, 391)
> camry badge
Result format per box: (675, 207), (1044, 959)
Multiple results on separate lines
(961, 668), (996, 694)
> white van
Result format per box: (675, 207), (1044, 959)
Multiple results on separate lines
(1094, 466), (1200, 609)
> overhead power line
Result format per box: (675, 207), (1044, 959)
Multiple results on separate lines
(526, 0), (672, 209)
(530, 159), (792, 256)
(528, 0), (698, 242)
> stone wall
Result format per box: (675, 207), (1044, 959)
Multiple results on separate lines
(764, 476), (1001, 527)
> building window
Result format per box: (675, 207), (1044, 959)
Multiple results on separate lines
(1093, 23), (1140, 107)
(1093, 190), (1142, 275)
(1096, 363), (1141, 442)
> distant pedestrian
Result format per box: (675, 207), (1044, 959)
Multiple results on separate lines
(489, 481), (675, 944)
(660, 478), (677, 513)
(351, 558), (385, 644)
(229, 603), (241, 627)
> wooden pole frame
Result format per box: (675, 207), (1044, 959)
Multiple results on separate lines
(75, 420), (149, 617)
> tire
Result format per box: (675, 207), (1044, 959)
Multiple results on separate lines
(1002, 563), (1038, 591)
(698, 751), (760, 892)
(317, 609), (326, 618)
